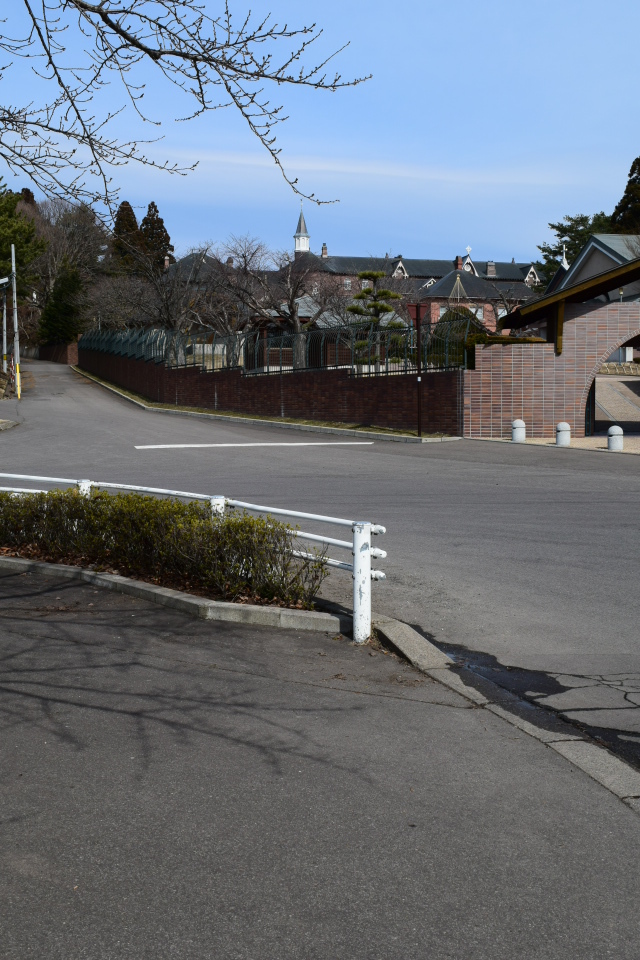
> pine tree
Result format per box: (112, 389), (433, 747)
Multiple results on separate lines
(0, 181), (46, 294)
(347, 271), (402, 324)
(140, 201), (174, 274)
(112, 200), (144, 270)
(38, 266), (84, 344)
(610, 157), (640, 233)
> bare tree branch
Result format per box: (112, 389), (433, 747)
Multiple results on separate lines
(1, 2), (369, 210)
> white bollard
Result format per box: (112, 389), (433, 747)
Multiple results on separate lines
(512, 419), (526, 443)
(556, 422), (571, 447)
(352, 521), (372, 643)
(210, 496), (225, 518)
(608, 425), (624, 452)
(77, 480), (92, 496)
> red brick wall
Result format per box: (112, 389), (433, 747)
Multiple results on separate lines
(38, 342), (79, 364)
(464, 302), (640, 438)
(78, 349), (464, 435)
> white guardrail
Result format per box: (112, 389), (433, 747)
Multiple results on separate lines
(0, 473), (386, 643)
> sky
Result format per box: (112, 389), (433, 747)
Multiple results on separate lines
(6, 0), (640, 262)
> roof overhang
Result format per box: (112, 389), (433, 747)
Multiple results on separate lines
(509, 256), (640, 329)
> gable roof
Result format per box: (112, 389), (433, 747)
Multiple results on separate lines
(509, 255), (640, 328)
(557, 233), (640, 290)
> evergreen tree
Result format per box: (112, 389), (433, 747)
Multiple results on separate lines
(140, 201), (174, 274)
(347, 271), (402, 324)
(112, 200), (144, 270)
(536, 211), (612, 287)
(0, 182), (46, 295)
(610, 156), (640, 234)
(38, 265), (84, 344)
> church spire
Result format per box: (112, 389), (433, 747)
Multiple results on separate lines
(294, 202), (310, 258)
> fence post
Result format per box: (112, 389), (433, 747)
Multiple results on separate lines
(77, 480), (92, 496)
(352, 521), (372, 643)
(210, 496), (225, 518)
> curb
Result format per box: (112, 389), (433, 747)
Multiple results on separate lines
(373, 616), (640, 813)
(0, 556), (344, 634)
(2, 552), (638, 812)
(70, 366), (461, 445)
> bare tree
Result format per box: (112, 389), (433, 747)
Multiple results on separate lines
(24, 198), (109, 305)
(3, 2), (368, 209)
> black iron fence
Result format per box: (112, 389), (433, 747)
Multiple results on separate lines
(79, 315), (479, 377)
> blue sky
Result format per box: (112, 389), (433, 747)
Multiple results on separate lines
(7, 0), (640, 261)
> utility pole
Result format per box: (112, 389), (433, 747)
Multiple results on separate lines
(11, 243), (20, 399)
(2, 288), (6, 375)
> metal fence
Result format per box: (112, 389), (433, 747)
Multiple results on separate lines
(79, 314), (479, 378)
(0, 473), (386, 642)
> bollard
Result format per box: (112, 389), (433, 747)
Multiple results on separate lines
(77, 480), (92, 496)
(556, 422), (571, 447)
(512, 419), (526, 443)
(210, 496), (225, 518)
(608, 425), (623, 452)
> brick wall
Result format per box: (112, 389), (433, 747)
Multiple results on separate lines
(35, 342), (79, 364)
(78, 348), (464, 435)
(464, 302), (640, 438)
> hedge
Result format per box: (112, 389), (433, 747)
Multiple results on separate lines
(0, 490), (327, 608)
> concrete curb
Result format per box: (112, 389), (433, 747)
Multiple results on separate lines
(0, 556), (343, 634)
(70, 365), (461, 445)
(373, 615), (640, 812)
(0, 419), (18, 431)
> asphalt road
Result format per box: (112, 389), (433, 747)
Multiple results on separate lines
(2, 362), (640, 765)
(3, 569), (640, 960)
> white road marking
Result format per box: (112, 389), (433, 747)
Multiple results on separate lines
(135, 441), (375, 450)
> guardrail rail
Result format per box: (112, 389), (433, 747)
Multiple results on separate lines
(0, 473), (386, 642)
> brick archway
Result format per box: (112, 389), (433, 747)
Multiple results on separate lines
(465, 303), (640, 439)
(579, 324), (640, 424)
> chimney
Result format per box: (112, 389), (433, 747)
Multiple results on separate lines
(321, 242), (328, 258)
(486, 260), (497, 278)
(454, 256), (463, 270)
(164, 255), (170, 271)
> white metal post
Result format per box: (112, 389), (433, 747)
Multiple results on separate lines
(2, 290), (6, 375)
(11, 244), (20, 399)
(77, 480), (92, 496)
(352, 521), (372, 643)
(210, 496), (225, 518)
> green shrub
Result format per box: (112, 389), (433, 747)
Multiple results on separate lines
(0, 490), (327, 608)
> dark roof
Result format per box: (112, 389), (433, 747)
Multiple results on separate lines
(418, 270), (533, 303)
(315, 254), (537, 283)
(509, 256), (640, 328)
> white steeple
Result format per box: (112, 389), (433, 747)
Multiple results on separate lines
(294, 202), (310, 257)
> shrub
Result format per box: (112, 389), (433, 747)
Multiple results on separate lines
(0, 490), (327, 608)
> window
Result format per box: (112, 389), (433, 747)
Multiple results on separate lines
(439, 306), (448, 318)
(474, 306), (484, 321)
(343, 278), (352, 290)
(361, 279), (372, 290)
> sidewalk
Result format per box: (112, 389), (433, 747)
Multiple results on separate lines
(2, 569), (640, 960)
